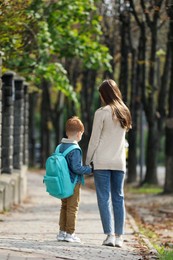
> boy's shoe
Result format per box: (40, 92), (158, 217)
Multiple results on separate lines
(102, 234), (115, 247)
(65, 233), (81, 243)
(115, 236), (123, 247)
(57, 231), (66, 241)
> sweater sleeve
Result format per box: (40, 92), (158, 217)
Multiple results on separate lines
(68, 149), (92, 175)
(86, 108), (105, 165)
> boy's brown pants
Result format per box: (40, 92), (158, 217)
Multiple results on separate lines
(59, 183), (81, 234)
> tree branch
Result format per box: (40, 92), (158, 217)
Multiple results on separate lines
(140, 0), (152, 28)
(129, 0), (141, 27)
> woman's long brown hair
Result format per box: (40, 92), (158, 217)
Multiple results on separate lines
(99, 79), (132, 130)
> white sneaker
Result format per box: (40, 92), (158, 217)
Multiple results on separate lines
(115, 236), (123, 247)
(57, 231), (66, 241)
(102, 235), (115, 247)
(65, 233), (81, 243)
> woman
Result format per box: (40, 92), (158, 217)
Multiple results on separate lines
(86, 79), (132, 247)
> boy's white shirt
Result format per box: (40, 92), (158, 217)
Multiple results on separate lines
(61, 138), (78, 144)
(86, 105), (126, 171)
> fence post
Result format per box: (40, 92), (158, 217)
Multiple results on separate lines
(23, 82), (29, 165)
(1, 71), (15, 174)
(13, 76), (24, 169)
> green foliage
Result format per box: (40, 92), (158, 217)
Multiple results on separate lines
(35, 62), (78, 103)
(37, 0), (112, 70)
(1, 0), (112, 103)
(0, 0), (31, 62)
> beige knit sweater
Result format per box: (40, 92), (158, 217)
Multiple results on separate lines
(86, 105), (126, 172)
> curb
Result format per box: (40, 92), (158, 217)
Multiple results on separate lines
(127, 212), (159, 258)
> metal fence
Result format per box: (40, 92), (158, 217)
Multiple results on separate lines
(0, 56), (29, 211)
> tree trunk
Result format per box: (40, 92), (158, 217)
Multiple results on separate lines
(127, 20), (146, 183)
(165, 157), (173, 193)
(128, 2), (147, 184)
(100, 1), (121, 78)
(164, 0), (173, 193)
(165, 119), (173, 193)
(81, 69), (97, 157)
(40, 80), (51, 168)
(127, 129), (137, 182)
(28, 92), (37, 167)
(127, 48), (137, 183)
(51, 91), (65, 144)
(145, 122), (158, 184)
(143, 4), (163, 184)
(119, 10), (130, 102)
(158, 28), (171, 132)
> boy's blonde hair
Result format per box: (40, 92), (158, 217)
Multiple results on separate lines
(66, 116), (84, 135)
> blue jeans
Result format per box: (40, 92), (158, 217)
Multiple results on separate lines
(94, 170), (125, 235)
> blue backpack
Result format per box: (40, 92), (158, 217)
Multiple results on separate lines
(43, 144), (81, 199)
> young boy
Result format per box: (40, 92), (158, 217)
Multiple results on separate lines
(57, 116), (92, 243)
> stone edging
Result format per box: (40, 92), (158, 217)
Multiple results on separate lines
(127, 212), (159, 257)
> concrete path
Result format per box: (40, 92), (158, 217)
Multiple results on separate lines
(0, 171), (147, 260)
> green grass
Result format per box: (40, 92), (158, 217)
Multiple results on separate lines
(139, 225), (158, 240)
(139, 226), (173, 260)
(156, 246), (173, 260)
(126, 184), (163, 194)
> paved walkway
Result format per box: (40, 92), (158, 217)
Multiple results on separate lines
(0, 171), (148, 260)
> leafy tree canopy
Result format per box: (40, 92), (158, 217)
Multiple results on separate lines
(0, 0), (31, 59)
(0, 0), (112, 102)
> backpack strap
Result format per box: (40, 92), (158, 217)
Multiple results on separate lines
(63, 144), (81, 157)
(55, 144), (81, 156)
(54, 144), (61, 154)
